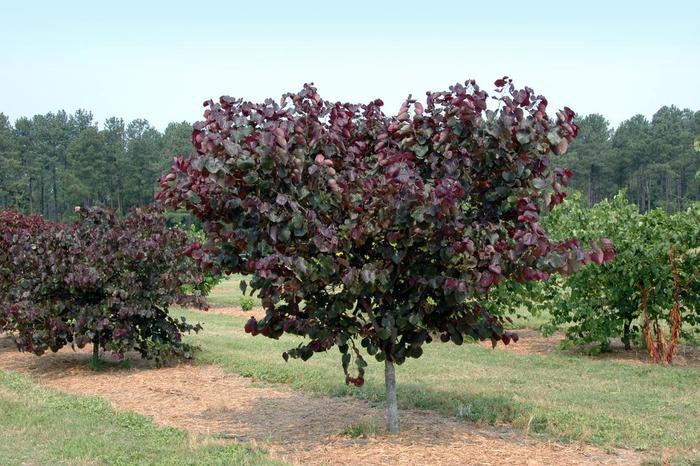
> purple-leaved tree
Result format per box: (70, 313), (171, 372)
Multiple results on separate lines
(0, 207), (206, 365)
(157, 78), (614, 432)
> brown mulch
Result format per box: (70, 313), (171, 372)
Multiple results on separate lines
(0, 335), (646, 465)
(478, 329), (700, 367)
(206, 306), (267, 320)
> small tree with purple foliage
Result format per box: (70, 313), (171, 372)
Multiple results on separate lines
(0, 207), (206, 365)
(157, 78), (613, 432)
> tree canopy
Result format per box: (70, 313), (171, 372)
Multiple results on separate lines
(0, 207), (206, 364)
(0, 111), (192, 220)
(157, 79), (613, 431)
(563, 107), (700, 211)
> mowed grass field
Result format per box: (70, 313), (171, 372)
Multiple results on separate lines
(1, 276), (698, 465)
(0, 370), (278, 466)
(181, 276), (700, 462)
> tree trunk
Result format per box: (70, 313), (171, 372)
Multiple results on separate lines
(40, 172), (45, 216)
(52, 165), (58, 220)
(28, 176), (33, 213)
(678, 167), (684, 211)
(384, 359), (399, 433)
(635, 175), (641, 210)
(92, 335), (100, 361)
(622, 320), (632, 351)
(587, 164), (593, 207)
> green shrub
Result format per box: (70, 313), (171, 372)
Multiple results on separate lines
(489, 192), (700, 351)
(241, 297), (255, 312)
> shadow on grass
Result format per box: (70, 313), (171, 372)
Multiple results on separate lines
(0, 334), (192, 380)
(0, 334), (17, 353)
(399, 380), (520, 423)
(394, 381), (596, 446)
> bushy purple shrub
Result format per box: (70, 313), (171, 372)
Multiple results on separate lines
(0, 207), (206, 364)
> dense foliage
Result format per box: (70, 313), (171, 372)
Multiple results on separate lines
(539, 192), (700, 352)
(0, 208), (206, 364)
(157, 79), (613, 430)
(0, 111), (192, 220)
(1, 106), (696, 222)
(0, 210), (50, 331)
(562, 109), (700, 211)
(184, 224), (224, 296)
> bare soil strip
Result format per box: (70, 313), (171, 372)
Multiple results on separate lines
(478, 329), (700, 367)
(0, 336), (645, 465)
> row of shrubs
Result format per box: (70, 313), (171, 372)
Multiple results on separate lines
(3, 193), (695, 367)
(2, 79), (696, 376)
(0, 207), (209, 365)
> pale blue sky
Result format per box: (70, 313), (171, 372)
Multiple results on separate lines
(1, 0), (698, 129)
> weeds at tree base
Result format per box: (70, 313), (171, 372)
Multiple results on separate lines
(87, 354), (133, 372)
(342, 418), (378, 438)
(240, 297), (255, 312)
(88, 355), (105, 371)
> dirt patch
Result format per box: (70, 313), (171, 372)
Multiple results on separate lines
(0, 335), (645, 465)
(478, 329), (700, 367)
(203, 306), (267, 320)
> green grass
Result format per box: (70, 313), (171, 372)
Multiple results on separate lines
(178, 278), (700, 461)
(341, 418), (378, 438)
(205, 275), (260, 309)
(505, 308), (554, 330)
(0, 370), (280, 466)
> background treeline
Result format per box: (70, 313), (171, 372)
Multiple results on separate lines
(0, 105), (698, 220)
(563, 106), (700, 211)
(0, 110), (192, 220)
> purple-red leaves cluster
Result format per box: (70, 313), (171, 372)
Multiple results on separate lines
(157, 79), (613, 384)
(0, 208), (206, 364)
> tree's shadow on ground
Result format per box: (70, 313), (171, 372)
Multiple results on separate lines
(0, 334), (181, 379)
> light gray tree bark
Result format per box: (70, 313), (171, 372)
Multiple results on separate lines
(384, 359), (399, 433)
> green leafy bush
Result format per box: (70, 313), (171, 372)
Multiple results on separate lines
(240, 297), (255, 312)
(184, 224), (224, 296)
(538, 192), (700, 350)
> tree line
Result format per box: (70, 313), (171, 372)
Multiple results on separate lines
(562, 106), (700, 212)
(0, 110), (192, 220)
(0, 105), (698, 221)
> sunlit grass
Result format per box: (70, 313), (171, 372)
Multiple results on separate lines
(0, 370), (280, 466)
(177, 278), (700, 462)
(204, 275), (260, 309)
